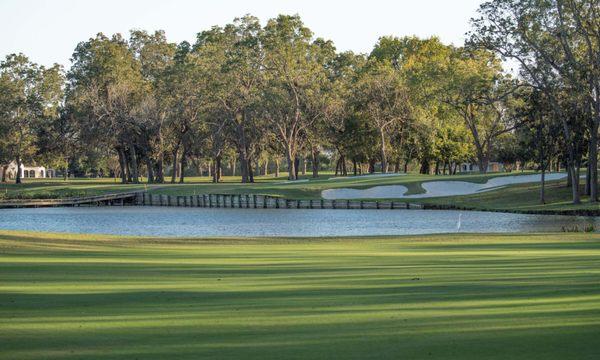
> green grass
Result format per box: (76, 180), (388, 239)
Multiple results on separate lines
(3, 171), (600, 213)
(1, 231), (600, 359)
(0, 171), (536, 200)
(413, 180), (600, 213)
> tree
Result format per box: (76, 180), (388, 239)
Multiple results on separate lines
(129, 30), (176, 183)
(469, 0), (599, 202)
(354, 60), (410, 173)
(261, 15), (324, 180)
(67, 33), (145, 184)
(0, 54), (63, 183)
(196, 16), (265, 183)
(442, 49), (520, 173)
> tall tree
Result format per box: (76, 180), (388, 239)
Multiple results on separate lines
(0, 54), (63, 183)
(129, 30), (176, 183)
(354, 60), (410, 173)
(442, 49), (520, 173)
(469, 0), (598, 201)
(196, 16), (264, 183)
(67, 33), (145, 184)
(261, 15), (324, 180)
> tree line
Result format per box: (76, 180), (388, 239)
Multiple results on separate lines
(1, 2), (598, 205)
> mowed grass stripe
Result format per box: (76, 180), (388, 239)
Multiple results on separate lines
(1, 231), (600, 359)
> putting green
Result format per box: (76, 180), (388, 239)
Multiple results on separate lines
(1, 231), (600, 359)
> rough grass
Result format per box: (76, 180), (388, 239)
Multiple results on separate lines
(1, 231), (600, 359)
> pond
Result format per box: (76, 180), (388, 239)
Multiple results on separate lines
(0, 207), (598, 237)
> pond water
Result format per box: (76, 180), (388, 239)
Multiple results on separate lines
(0, 207), (598, 237)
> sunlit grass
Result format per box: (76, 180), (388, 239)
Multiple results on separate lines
(1, 231), (600, 359)
(3, 170), (600, 213)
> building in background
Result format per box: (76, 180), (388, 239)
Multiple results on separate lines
(458, 162), (504, 173)
(0, 161), (55, 179)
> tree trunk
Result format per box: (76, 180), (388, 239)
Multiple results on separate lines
(117, 147), (128, 184)
(263, 159), (269, 176)
(1, 165), (7, 182)
(146, 158), (154, 184)
(353, 159), (358, 176)
(179, 150), (186, 184)
(302, 157), (307, 176)
(586, 159), (591, 196)
(155, 153), (164, 183)
(238, 149), (249, 183)
(311, 147), (319, 178)
(212, 156), (221, 183)
(286, 146), (296, 180)
(589, 121), (598, 202)
(368, 158), (375, 174)
(568, 159), (581, 204)
(170, 147), (178, 184)
(540, 166), (546, 204)
(248, 159), (255, 183)
(419, 158), (430, 174)
(275, 158), (280, 177)
(294, 156), (300, 179)
(379, 128), (387, 173)
(477, 155), (489, 174)
(15, 158), (21, 184)
(128, 143), (139, 184)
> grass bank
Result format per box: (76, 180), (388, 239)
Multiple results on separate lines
(1, 231), (600, 359)
(0, 171), (534, 200)
(414, 181), (600, 214)
(2, 172), (599, 214)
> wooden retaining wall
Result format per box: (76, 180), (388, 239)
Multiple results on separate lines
(0, 191), (144, 209)
(136, 193), (423, 210)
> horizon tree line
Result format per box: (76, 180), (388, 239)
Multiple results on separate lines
(1, 2), (598, 205)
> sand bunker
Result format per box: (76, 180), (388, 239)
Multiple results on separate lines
(322, 173), (567, 200)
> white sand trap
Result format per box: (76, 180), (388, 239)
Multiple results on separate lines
(322, 173), (567, 200)
(327, 173), (407, 181)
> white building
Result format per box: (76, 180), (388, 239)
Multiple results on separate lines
(1, 161), (55, 179)
(458, 162), (504, 173)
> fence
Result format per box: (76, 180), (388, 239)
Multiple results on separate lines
(135, 192), (423, 210)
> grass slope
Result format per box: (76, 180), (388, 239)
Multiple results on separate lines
(414, 181), (600, 213)
(1, 231), (600, 359)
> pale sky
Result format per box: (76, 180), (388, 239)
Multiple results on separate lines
(0, 0), (484, 68)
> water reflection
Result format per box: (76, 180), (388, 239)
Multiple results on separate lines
(0, 207), (598, 237)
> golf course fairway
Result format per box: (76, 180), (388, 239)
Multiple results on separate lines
(1, 231), (600, 359)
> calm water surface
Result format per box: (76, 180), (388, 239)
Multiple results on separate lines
(0, 207), (598, 237)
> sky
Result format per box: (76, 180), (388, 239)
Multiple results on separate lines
(0, 0), (484, 68)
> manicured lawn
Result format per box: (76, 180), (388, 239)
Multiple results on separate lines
(1, 231), (600, 359)
(0, 171), (536, 200)
(3, 171), (600, 213)
(414, 181), (600, 213)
